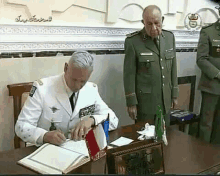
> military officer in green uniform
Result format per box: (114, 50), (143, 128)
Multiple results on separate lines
(197, 20), (220, 144)
(123, 5), (179, 126)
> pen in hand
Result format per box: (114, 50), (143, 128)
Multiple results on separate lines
(57, 129), (66, 142)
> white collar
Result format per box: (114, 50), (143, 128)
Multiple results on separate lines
(62, 74), (76, 98)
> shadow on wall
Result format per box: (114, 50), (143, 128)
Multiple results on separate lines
(89, 54), (133, 127)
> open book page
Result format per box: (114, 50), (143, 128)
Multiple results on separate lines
(60, 139), (89, 157)
(18, 140), (90, 174)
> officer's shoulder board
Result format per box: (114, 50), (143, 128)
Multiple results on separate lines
(36, 79), (43, 86)
(29, 79), (43, 97)
(162, 29), (174, 35)
(29, 86), (37, 97)
(202, 23), (213, 30)
(126, 30), (140, 38)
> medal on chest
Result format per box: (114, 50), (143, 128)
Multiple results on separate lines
(50, 120), (56, 131)
(79, 104), (95, 118)
(49, 106), (60, 131)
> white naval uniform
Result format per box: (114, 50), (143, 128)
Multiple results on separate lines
(15, 73), (119, 146)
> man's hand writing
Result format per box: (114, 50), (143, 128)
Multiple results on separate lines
(43, 129), (66, 145)
(127, 105), (137, 120)
(71, 116), (94, 141)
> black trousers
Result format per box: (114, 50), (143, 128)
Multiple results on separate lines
(199, 91), (220, 144)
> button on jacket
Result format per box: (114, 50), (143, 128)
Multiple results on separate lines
(15, 74), (119, 146)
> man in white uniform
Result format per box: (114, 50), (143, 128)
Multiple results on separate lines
(15, 51), (119, 146)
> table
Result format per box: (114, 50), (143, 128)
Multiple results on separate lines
(0, 122), (220, 174)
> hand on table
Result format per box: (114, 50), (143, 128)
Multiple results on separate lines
(127, 105), (137, 120)
(43, 129), (66, 145)
(70, 115), (95, 141)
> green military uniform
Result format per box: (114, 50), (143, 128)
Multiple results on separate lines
(123, 28), (179, 126)
(197, 22), (220, 144)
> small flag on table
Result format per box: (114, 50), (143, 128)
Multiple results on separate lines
(154, 105), (168, 145)
(85, 124), (107, 161)
(102, 113), (110, 143)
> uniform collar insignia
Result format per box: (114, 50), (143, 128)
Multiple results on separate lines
(50, 107), (59, 113)
(141, 28), (149, 40)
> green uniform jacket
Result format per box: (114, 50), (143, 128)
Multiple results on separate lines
(197, 22), (220, 95)
(123, 28), (179, 115)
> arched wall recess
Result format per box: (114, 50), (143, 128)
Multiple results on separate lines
(107, 0), (152, 23)
(119, 3), (143, 22)
(196, 8), (218, 25)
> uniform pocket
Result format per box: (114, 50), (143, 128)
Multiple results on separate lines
(136, 85), (152, 113)
(137, 85), (152, 93)
(165, 49), (174, 71)
(139, 55), (155, 62)
(165, 49), (175, 59)
(138, 56), (155, 74)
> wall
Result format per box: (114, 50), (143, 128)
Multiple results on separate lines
(0, 0), (219, 29)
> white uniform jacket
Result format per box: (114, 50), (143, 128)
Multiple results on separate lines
(15, 74), (119, 146)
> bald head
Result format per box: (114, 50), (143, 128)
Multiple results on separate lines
(142, 5), (162, 19)
(142, 5), (162, 38)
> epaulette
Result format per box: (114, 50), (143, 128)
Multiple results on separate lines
(36, 79), (43, 86)
(162, 29), (174, 38)
(126, 30), (140, 38)
(202, 23), (213, 29)
(162, 29), (173, 34)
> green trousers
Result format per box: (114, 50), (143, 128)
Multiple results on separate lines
(136, 89), (171, 127)
(135, 113), (170, 127)
(199, 91), (220, 144)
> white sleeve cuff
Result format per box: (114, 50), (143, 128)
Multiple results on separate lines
(92, 115), (107, 126)
(35, 128), (48, 146)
